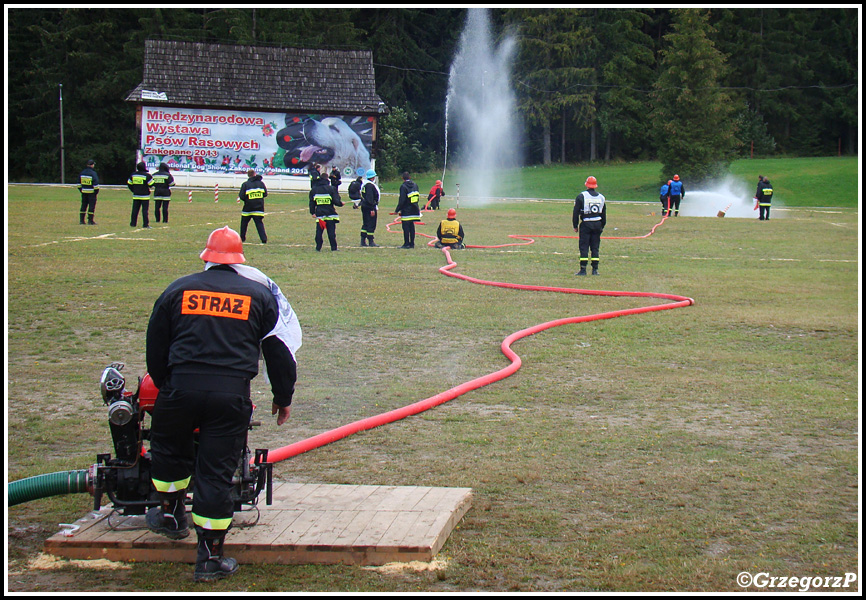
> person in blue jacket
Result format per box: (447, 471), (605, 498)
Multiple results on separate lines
(659, 180), (671, 216)
(668, 174), (685, 216)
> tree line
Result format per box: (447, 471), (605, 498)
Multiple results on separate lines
(7, 7), (858, 185)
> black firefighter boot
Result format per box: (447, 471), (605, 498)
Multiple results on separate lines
(367, 235), (378, 247)
(146, 490), (189, 539)
(360, 233), (368, 246)
(194, 526), (239, 583)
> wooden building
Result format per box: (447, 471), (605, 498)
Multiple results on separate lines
(125, 39), (385, 189)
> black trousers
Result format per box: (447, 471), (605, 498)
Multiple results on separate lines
(315, 220), (338, 250)
(240, 215), (267, 243)
(131, 199), (150, 227)
(660, 195), (670, 215)
(578, 221), (603, 268)
(154, 199), (170, 222)
(149, 373), (252, 532)
(669, 194), (682, 215)
(401, 220), (417, 247)
(80, 192), (97, 223)
(361, 210), (377, 235)
(759, 204), (771, 220)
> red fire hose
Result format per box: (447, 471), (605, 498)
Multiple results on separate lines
(265, 213), (692, 464)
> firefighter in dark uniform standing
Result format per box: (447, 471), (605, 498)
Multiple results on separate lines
(573, 175), (607, 276)
(360, 169), (380, 247)
(239, 169), (268, 243)
(145, 226), (301, 582)
(756, 175), (773, 220)
(128, 161), (154, 228)
(309, 171), (343, 251)
(668, 174), (685, 216)
(395, 172), (421, 248)
(329, 166), (342, 190)
(77, 159), (99, 225)
(152, 163), (175, 223)
(435, 208), (465, 249)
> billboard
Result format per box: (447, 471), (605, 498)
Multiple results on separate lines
(140, 106), (375, 178)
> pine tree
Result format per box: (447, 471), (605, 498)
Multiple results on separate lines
(505, 8), (595, 165)
(650, 9), (738, 183)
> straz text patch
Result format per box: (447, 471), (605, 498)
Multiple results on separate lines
(181, 290), (251, 320)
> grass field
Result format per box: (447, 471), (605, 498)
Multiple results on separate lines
(421, 156), (859, 207)
(5, 157), (860, 592)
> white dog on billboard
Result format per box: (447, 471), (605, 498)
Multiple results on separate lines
(277, 115), (372, 178)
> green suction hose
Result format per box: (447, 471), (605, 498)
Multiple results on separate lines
(8, 470), (91, 506)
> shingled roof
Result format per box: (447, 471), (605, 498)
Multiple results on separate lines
(125, 39), (385, 115)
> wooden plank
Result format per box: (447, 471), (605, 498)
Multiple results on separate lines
(353, 510), (400, 548)
(45, 483), (472, 566)
(329, 509), (378, 547)
(375, 510), (424, 549)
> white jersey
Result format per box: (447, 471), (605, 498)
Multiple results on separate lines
(205, 262), (302, 359)
(581, 191), (606, 222)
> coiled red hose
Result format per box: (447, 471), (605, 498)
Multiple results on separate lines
(265, 213), (692, 464)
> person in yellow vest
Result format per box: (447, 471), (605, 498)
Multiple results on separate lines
(127, 161), (154, 228)
(77, 159), (99, 225)
(435, 208), (465, 249)
(152, 163), (175, 223)
(309, 172), (343, 251)
(395, 172), (421, 248)
(239, 170), (268, 243)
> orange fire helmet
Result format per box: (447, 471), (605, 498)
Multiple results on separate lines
(200, 226), (245, 264)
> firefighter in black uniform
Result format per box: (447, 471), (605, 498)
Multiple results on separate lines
(329, 166), (342, 190)
(309, 172), (343, 251)
(145, 226), (301, 583)
(128, 161), (154, 228)
(348, 176), (363, 209)
(360, 169), (380, 247)
(152, 163), (175, 223)
(77, 159), (99, 225)
(573, 176), (607, 276)
(756, 175), (773, 220)
(239, 169), (268, 243)
(395, 171), (421, 248)
(435, 208), (465, 249)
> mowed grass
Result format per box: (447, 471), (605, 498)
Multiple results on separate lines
(5, 175), (859, 592)
(415, 156), (859, 206)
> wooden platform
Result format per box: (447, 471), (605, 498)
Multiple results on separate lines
(44, 483), (472, 566)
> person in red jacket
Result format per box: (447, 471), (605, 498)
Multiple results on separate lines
(426, 180), (445, 210)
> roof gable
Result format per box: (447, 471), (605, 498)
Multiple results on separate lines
(126, 39), (384, 115)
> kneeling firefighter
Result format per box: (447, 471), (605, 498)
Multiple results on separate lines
(435, 208), (465, 249)
(145, 226), (301, 582)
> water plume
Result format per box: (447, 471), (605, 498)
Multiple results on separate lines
(444, 8), (521, 205)
(678, 176), (777, 219)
